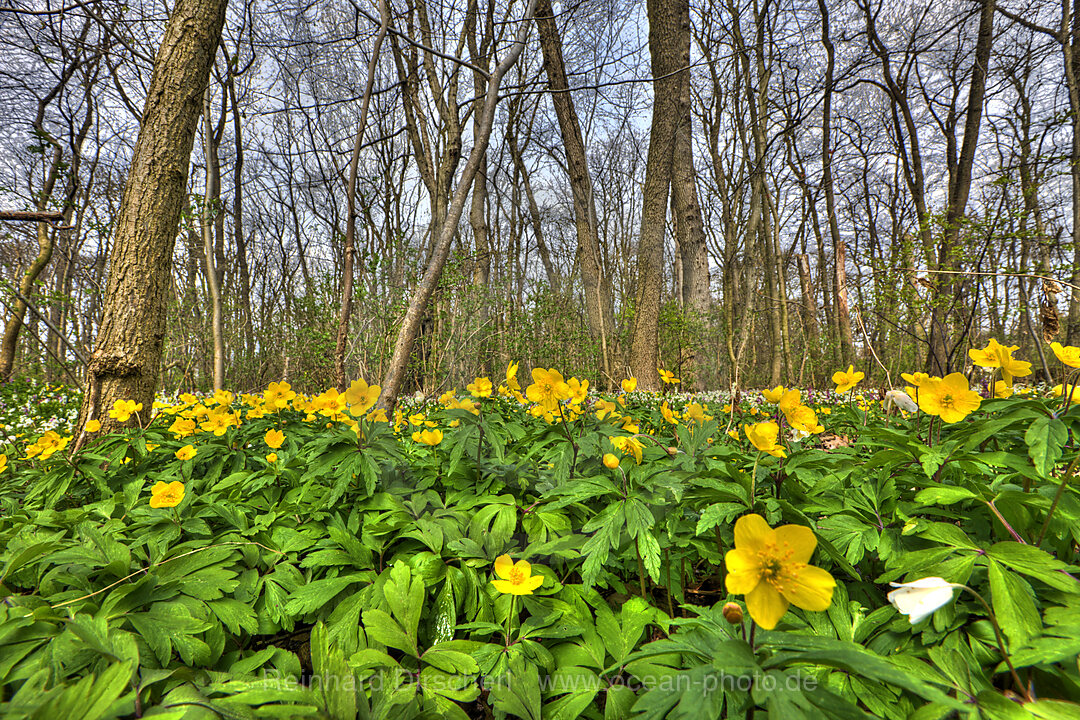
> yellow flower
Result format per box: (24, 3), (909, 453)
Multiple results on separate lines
(683, 402), (710, 424)
(0, 453), (7, 473)
(26, 431), (69, 460)
(1050, 342), (1080, 369)
(345, 379), (384, 414)
(724, 514), (835, 630)
(994, 380), (1013, 399)
(917, 373), (981, 423)
(785, 405), (823, 434)
(832, 365), (864, 394)
(492, 554), (544, 595)
(594, 398), (617, 421)
(467, 377), (493, 398)
(621, 377), (637, 393)
(264, 381), (296, 410)
(506, 361), (521, 392)
(416, 428), (443, 446)
(970, 339), (1031, 386)
(778, 389), (801, 416)
(761, 386), (786, 404)
(567, 377), (589, 404)
(169, 417), (197, 438)
(265, 428), (285, 449)
(744, 422), (786, 458)
(175, 444), (197, 461)
(266, 452), (278, 464)
(150, 480), (185, 508)
(660, 402), (678, 425)
(526, 368), (570, 410)
(1051, 384), (1080, 401)
(603, 453), (620, 469)
(108, 399), (143, 423)
(659, 369), (680, 384)
(85, 419), (101, 433)
(609, 435), (644, 464)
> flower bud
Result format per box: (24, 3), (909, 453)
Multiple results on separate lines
(603, 453), (620, 469)
(722, 602), (743, 624)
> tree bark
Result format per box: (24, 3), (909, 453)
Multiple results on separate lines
(628, 0), (688, 390)
(78, 0), (227, 436)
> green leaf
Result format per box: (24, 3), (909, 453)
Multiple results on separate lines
(362, 608), (416, 657)
(283, 572), (372, 617)
(1026, 416), (1067, 478)
(987, 561), (1042, 646)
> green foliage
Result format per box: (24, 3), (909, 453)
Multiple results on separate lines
(0, 380), (1078, 718)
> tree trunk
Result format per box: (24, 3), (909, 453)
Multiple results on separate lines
(534, 0), (616, 383)
(201, 87), (226, 391)
(925, 0), (995, 373)
(629, 0), (687, 390)
(78, 0), (227, 437)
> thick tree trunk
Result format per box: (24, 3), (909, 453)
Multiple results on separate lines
(78, 0), (227, 436)
(629, 0), (687, 390)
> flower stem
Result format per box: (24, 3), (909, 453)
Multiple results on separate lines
(1036, 456), (1079, 547)
(505, 594), (515, 648)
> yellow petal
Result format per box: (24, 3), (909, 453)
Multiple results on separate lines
(494, 554), (514, 580)
(734, 514), (774, 554)
(745, 582), (788, 630)
(513, 559), (532, 577)
(492, 579), (516, 594)
(724, 549), (761, 594)
(780, 565), (836, 612)
(526, 574), (544, 591)
(774, 524), (817, 564)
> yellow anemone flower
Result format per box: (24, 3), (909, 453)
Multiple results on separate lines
(832, 365), (865, 394)
(492, 554), (544, 595)
(917, 373), (981, 423)
(603, 453), (620, 469)
(658, 369), (680, 384)
(108, 399), (143, 423)
(415, 428), (443, 446)
(744, 422), (786, 458)
(725, 514), (835, 629)
(506, 361), (521, 392)
(526, 368), (571, 410)
(1050, 342), (1080, 369)
(150, 480), (185, 508)
(609, 435), (644, 464)
(777, 389), (801, 416)
(175, 444), (196, 461)
(970, 339), (1031, 386)
(85, 419), (101, 433)
(344, 378), (380, 414)
(761, 386), (786, 404)
(265, 428), (285, 449)
(621, 377), (637, 393)
(467, 377), (493, 398)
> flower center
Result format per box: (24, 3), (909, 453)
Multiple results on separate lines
(757, 542), (803, 593)
(509, 568), (525, 585)
(940, 393), (954, 408)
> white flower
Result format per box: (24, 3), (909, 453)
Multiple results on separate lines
(887, 577), (959, 624)
(883, 389), (918, 414)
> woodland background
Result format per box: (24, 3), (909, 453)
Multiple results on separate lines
(0, 0), (1076, 397)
